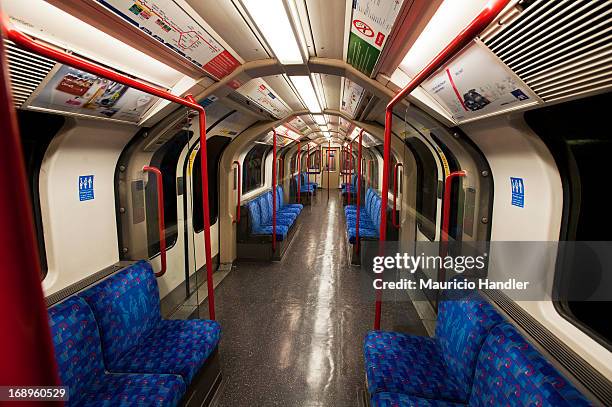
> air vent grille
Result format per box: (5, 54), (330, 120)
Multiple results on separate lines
(483, 0), (612, 103)
(4, 39), (56, 108)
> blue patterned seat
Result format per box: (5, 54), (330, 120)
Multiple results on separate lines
(470, 323), (592, 406)
(263, 192), (296, 223)
(345, 188), (382, 243)
(248, 200), (288, 240)
(371, 392), (464, 407)
(301, 172), (317, 189)
(364, 292), (504, 403)
(276, 185), (302, 214)
(48, 296), (185, 407)
(79, 261), (220, 386)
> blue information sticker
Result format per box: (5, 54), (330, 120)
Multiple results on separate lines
(510, 177), (524, 208)
(79, 175), (94, 201)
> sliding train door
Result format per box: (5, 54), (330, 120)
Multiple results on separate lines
(322, 146), (339, 189)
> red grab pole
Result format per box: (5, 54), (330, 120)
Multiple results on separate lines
(375, 0), (510, 330)
(348, 142), (352, 205)
(0, 31), (62, 395)
(392, 163), (403, 229)
(442, 171), (466, 243)
(272, 129), (277, 252)
(3, 21), (218, 321)
(297, 141), (301, 204)
(143, 166), (167, 277)
(306, 143), (310, 192)
(355, 130), (364, 250)
(327, 140), (331, 201)
(232, 161), (241, 224)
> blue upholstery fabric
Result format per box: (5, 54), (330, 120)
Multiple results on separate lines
(344, 188), (381, 244)
(79, 373), (185, 407)
(79, 261), (161, 368)
(248, 199), (288, 239)
(80, 262), (221, 385)
(364, 292), (504, 403)
(470, 324), (592, 406)
(435, 293), (505, 399)
(372, 392), (464, 407)
(48, 296), (186, 407)
(260, 193), (294, 227)
(276, 186), (301, 215)
(294, 174), (315, 192)
(301, 172), (317, 189)
(364, 332), (465, 402)
(111, 319), (221, 385)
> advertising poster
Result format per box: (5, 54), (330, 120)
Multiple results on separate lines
(341, 79), (365, 118)
(237, 78), (291, 119)
(422, 43), (537, 122)
(347, 0), (404, 75)
(29, 66), (159, 123)
(95, 0), (240, 78)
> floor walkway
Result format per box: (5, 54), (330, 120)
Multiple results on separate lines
(198, 190), (427, 406)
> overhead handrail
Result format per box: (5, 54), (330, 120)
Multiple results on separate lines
(3, 23), (218, 320)
(0, 36), (61, 388)
(374, 0), (511, 330)
(143, 166), (167, 277)
(232, 160), (241, 224)
(392, 163), (403, 229)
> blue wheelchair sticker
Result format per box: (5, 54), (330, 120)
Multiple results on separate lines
(79, 175), (95, 201)
(510, 177), (524, 208)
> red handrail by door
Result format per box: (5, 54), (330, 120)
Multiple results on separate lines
(2, 22), (218, 320)
(232, 160), (241, 224)
(442, 171), (466, 244)
(392, 163), (403, 229)
(374, 0), (510, 330)
(0, 31), (62, 392)
(143, 166), (166, 277)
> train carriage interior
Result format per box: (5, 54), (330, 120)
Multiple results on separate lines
(1, 0), (611, 405)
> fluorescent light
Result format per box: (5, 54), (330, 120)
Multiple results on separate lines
(324, 132), (331, 139)
(311, 73), (327, 109)
(398, 0), (491, 77)
(289, 75), (322, 113)
(313, 114), (327, 125)
(241, 0), (304, 64)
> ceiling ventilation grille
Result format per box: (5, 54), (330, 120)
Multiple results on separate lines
(482, 0), (612, 103)
(4, 39), (56, 108)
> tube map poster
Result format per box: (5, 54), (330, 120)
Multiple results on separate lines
(95, 0), (240, 78)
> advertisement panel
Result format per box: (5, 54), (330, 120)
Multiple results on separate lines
(347, 0), (404, 76)
(422, 43), (537, 123)
(95, 0), (240, 78)
(341, 79), (365, 118)
(28, 65), (159, 123)
(237, 78), (291, 119)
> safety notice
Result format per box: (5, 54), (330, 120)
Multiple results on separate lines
(79, 175), (95, 201)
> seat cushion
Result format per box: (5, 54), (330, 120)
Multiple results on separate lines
(435, 292), (505, 399)
(471, 323), (592, 406)
(285, 203), (304, 211)
(371, 392), (465, 407)
(111, 319), (221, 385)
(252, 225), (288, 240)
(80, 373), (185, 407)
(80, 261), (161, 368)
(364, 331), (465, 402)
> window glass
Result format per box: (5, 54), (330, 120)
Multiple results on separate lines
(405, 138), (438, 241)
(242, 144), (270, 193)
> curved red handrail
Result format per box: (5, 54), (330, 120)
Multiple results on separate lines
(143, 166), (166, 277)
(442, 171), (467, 243)
(232, 160), (241, 224)
(392, 163), (403, 229)
(3, 23), (217, 320)
(374, 0), (510, 329)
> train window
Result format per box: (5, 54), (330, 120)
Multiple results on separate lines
(405, 138), (438, 241)
(17, 110), (65, 279)
(192, 136), (231, 231)
(243, 144), (270, 194)
(525, 92), (612, 347)
(146, 132), (189, 257)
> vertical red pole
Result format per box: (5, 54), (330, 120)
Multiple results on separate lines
(185, 94), (215, 320)
(306, 143), (310, 192)
(272, 130), (277, 252)
(297, 142), (301, 204)
(355, 130), (364, 250)
(0, 36), (62, 394)
(442, 171), (466, 243)
(232, 161), (241, 224)
(327, 141), (331, 201)
(348, 142), (352, 205)
(143, 166), (166, 277)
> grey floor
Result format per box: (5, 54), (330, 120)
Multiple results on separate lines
(197, 190), (427, 407)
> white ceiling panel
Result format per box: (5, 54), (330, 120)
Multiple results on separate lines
(305, 0), (347, 59)
(262, 74), (305, 112)
(321, 74), (342, 110)
(184, 0), (270, 62)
